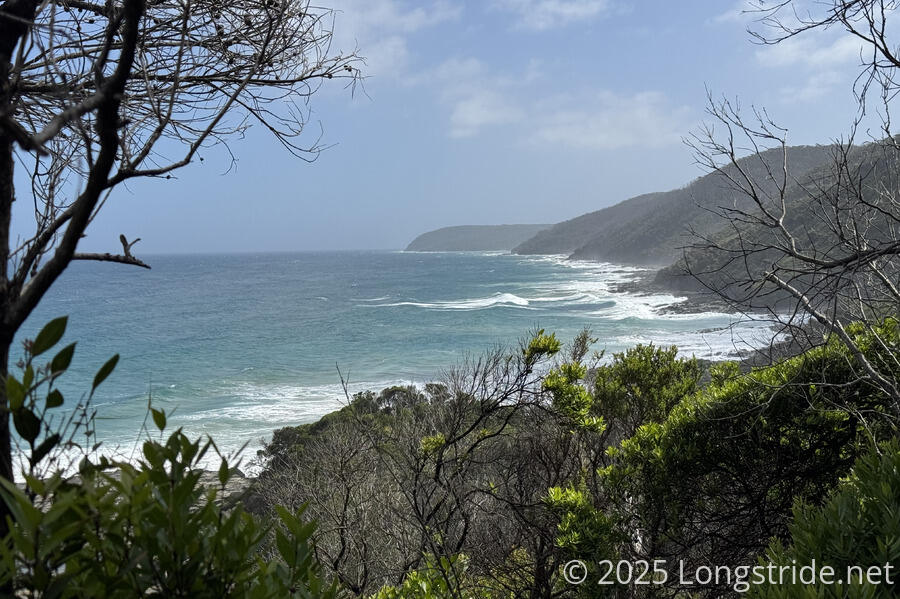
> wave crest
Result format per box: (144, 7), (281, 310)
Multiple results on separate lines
(372, 292), (532, 311)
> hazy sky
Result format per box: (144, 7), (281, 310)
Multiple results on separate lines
(76, 1), (867, 254)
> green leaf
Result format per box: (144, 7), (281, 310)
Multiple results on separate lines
(22, 475), (45, 496)
(32, 316), (68, 357)
(275, 529), (295, 564)
(23, 365), (34, 390)
(151, 408), (166, 431)
(13, 409), (41, 443)
(218, 458), (229, 486)
(51, 343), (76, 374)
(29, 433), (60, 467)
(5, 376), (25, 411)
(46, 389), (64, 409)
(92, 354), (119, 392)
(0, 477), (43, 528)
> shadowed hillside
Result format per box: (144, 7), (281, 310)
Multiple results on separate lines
(513, 145), (835, 265)
(657, 139), (900, 294)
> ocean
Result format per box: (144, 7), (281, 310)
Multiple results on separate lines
(15, 251), (772, 471)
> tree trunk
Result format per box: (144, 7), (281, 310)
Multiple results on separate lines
(0, 337), (10, 482)
(0, 132), (14, 539)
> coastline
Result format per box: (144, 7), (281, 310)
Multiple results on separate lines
(22, 250), (783, 480)
(205, 257), (796, 508)
(601, 267), (736, 316)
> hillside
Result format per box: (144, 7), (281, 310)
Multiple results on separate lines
(406, 224), (551, 251)
(513, 145), (835, 265)
(656, 140), (898, 294)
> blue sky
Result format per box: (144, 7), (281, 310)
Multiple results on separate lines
(79, 0), (869, 253)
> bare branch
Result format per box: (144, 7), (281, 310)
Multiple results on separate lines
(72, 251), (150, 269)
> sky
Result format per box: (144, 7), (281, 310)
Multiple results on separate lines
(73, 0), (871, 254)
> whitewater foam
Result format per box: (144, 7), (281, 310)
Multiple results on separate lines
(371, 292), (533, 310)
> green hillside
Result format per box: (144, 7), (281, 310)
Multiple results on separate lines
(406, 224), (551, 251)
(657, 140), (900, 294)
(513, 145), (835, 265)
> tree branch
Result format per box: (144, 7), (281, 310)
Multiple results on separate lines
(71, 252), (150, 269)
(5, 0), (145, 333)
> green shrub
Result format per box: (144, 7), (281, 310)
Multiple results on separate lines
(0, 317), (339, 598)
(599, 324), (899, 595)
(747, 442), (900, 599)
(591, 344), (701, 440)
(370, 555), (476, 599)
(1, 432), (339, 598)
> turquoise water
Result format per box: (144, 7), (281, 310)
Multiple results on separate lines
(16, 251), (770, 469)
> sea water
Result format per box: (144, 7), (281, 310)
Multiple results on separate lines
(14, 250), (773, 470)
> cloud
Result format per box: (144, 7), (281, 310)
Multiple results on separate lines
(709, 1), (756, 25)
(424, 58), (691, 148)
(449, 90), (525, 138)
(775, 70), (844, 102)
(426, 58), (527, 137)
(329, 0), (461, 77)
(491, 0), (612, 30)
(755, 32), (863, 102)
(756, 35), (862, 69)
(532, 91), (692, 149)
(431, 56), (489, 84)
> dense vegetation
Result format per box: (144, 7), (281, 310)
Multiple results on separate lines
(2, 317), (896, 596)
(256, 321), (900, 598)
(656, 139), (900, 296)
(0, 317), (340, 597)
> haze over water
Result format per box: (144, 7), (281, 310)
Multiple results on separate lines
(17, 251), (772, 469)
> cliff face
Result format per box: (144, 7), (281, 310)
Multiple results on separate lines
(513, 145), (836, 266)
(406, 224), (551, 252)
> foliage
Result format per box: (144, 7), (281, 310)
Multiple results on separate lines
(597, 323), (899, 596)
(260, 324), (900, 599)
(523, 330), (562, 367)
(544, 481), (617, 564)
(541, 344), (702, 598)
(369, 556), (474, 599)
(3, 316), (116, 481)
(260, 333), (595, 598)
(1, 434), (339, 598)
(0, 318), (339, 598)
(543, 362), (604, 432)
(420, 433), (447, 456)
(591, 344), (700, 440)
(748, 441), (900, 599)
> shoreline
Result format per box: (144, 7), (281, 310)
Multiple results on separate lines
(599, 266), (736, 316)
(581, 261), (803, 368)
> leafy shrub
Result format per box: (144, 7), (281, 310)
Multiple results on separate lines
(747, 442), (900, 599)
(369, 555), (480, 599)
(599, 324), (899, 596)
(591, 344), (701, 441)
(0, 317), (338, 598)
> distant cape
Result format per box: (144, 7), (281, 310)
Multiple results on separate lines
(406, 224), (551, 252)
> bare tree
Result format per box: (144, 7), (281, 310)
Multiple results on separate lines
(257, 333), (605, 598)
(749, 0), (899, 132)
(0, 0), (360, 497)
(680, 0), (900, 420)
(260, 416), (402, 595)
